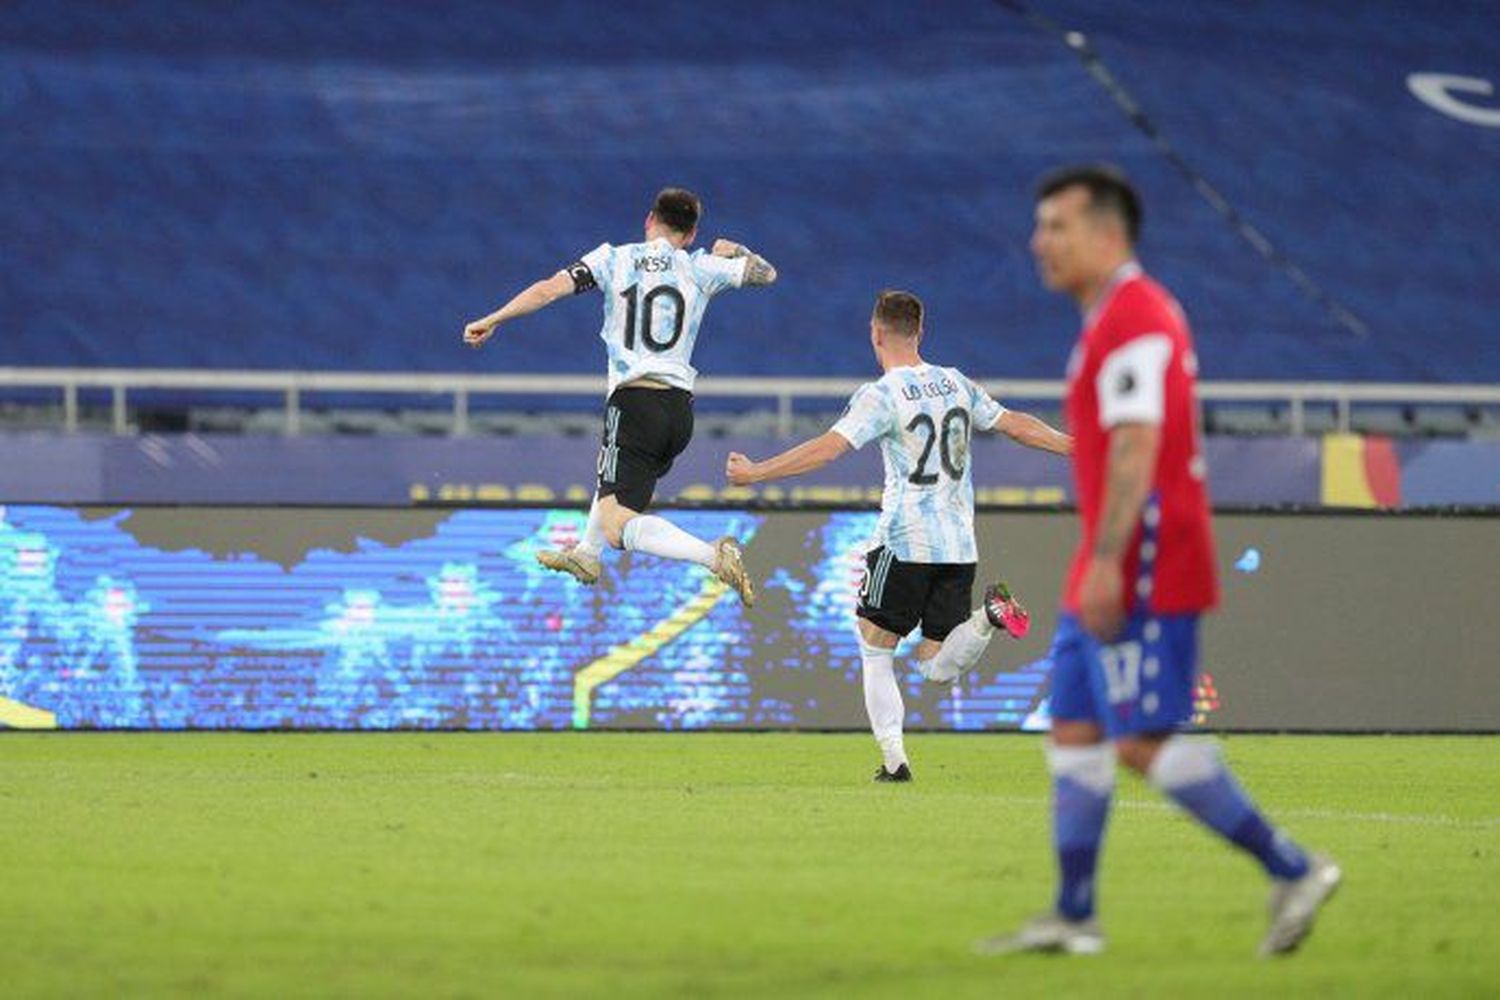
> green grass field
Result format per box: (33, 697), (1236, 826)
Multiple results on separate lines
(4, 734), (1496, 998)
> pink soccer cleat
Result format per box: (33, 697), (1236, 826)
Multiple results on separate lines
(983, 581), (1031, 638)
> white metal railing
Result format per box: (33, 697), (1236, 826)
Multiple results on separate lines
(2, 366), (1498, 437)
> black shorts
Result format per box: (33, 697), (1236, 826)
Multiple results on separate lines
(855, 546), (976, 642)
(596, 386), (695, 511)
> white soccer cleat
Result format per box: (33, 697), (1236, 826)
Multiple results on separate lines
(711, 536), (755, 607)
(974, 912), (1105, 956)
(1259, 853), (1342, 957)
(535, 546), (602, 585)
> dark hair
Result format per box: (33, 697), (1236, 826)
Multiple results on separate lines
(873, 289), (923, 337)
(1036, 164), (1143, 244)
(651, 187), (702, 234)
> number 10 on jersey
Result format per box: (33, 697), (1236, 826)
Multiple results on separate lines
(620, 284), (686, 352)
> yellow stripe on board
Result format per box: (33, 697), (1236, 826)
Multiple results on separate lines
(1321, 433), (1377, 508)
(0, 696), (58, 730)
(572, 577), (729, 729)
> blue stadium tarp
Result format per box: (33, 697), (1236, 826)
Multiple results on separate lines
(3, 0), (1497, 383)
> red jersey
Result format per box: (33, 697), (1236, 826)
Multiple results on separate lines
(1063, 263), (1219, 614)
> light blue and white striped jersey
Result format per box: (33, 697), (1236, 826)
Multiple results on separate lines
(572, 238), (748, 394)
(830, 363), (1007, 564)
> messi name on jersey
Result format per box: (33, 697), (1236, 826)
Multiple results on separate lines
(633, 253), (674, 273)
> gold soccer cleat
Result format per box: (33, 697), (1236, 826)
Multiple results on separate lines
(536, 546), (602, 585)
(711, 536), (755, 607)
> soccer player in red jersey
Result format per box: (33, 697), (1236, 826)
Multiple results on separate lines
(982, 166), (1339, 958)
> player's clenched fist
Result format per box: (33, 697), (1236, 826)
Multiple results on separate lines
(1078, 555), (1126, 641)
(725, 452), (757, 486)
(463, 318), (498, 347)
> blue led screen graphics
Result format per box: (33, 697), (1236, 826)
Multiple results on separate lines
(7, 505), (1498, 731)
(0, 506), (1064, 730)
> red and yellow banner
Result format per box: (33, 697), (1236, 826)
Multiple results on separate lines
(1321, 434), (1401, 508)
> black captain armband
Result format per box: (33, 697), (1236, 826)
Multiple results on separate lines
(565, 261), (598, 294)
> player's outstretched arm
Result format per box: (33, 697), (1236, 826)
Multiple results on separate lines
(711, 239), (778, 286)
(996, 409), (1074, 456)
(462, 271), (576, 347)
(725, 432), (850, 485)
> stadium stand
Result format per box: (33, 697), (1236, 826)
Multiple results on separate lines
(2, 0), (1497, 409)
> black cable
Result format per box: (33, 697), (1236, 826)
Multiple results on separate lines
(995, 0), (1369, 339)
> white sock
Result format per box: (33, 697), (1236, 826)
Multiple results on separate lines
(620, 515), (715, 567)
(576, 494), (606, 557)
(859, 635), (906, 770)
(919, 608), (995, 682)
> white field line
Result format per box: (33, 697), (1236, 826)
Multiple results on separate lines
(486, 774), (1500, 831)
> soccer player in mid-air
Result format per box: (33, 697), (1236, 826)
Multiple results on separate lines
(726, 290), (1072, 781)
(463, 188), (775, 605)
(981, 166), (1339, 958)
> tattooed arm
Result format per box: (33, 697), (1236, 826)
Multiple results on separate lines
(1078, 422), (1161, 639)
(711, 238), (779, 286)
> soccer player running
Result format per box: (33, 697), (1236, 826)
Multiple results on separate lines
(463, 188), (775, 605)
(982, 166), (1339, 958)
(726, 291), (1071, 781)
